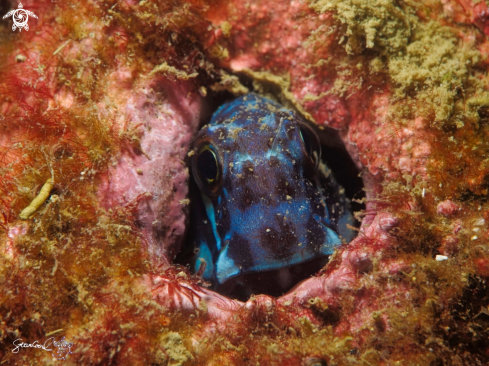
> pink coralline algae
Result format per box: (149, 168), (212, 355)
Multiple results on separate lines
(437, 200), (460, 217)
(1, 0), (489, 365)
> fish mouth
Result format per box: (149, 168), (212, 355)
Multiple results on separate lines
(214, 256), (331, 301)
(211, 221), (345, 295)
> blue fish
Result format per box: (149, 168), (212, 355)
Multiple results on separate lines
(184, 93), (354, 299)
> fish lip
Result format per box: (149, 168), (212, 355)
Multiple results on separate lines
(214, 224), (342, 285)
(213, 256), (332, 301)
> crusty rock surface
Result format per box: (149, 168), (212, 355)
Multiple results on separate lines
(1, 0), (489, 364)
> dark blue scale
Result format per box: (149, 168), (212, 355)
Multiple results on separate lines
(184, 93), (354, 300)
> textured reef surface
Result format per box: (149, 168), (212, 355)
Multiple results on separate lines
(2, 0), (489, 364)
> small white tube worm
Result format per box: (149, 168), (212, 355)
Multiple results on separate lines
(19, 178), (55, 220)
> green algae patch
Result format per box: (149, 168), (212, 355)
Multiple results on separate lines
(159, 332), (194, 366)
(308, 0), (412, 55)
(388, 22), (477, 93)
(308, 0), (489, 128)
(388, 21), (485, 126)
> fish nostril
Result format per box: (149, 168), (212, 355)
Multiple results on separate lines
(268, 155), (280, 166)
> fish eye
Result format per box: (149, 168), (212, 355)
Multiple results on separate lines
(192, 144), (222, 197)
(198, 148), (218, 183)
(299, 122), (321, 168)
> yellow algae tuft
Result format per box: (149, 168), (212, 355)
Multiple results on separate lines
(209, 44), (230, 60)
(149, 61), (199, 80)
(159, 332), (194, 366)
(210, 70), (249, 95)
(221, 21), (232, 38)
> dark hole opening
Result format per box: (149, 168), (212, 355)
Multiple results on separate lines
(176, 79), (365, 301)
(316, 126), (366, 218)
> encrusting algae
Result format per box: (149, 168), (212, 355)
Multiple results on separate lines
(1, 0), (489, 365)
